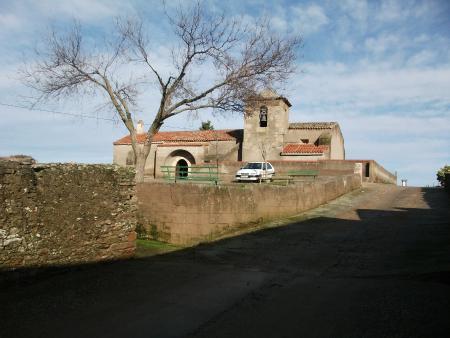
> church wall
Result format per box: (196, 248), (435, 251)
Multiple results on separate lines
(204, 140), (240, 163)
(330, 128), (345, 160)
(113, 144), (156, 176)
(154, 145), (206, 178)
(152, 141), (239, 178)
(285, 129), (323, 144)
(114, 141), (240, 179)
(113, 144), (130, 167)
(280, 154), (328, 161)
(285, 127), (345, 160)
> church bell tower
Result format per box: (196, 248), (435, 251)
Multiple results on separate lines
(242, 90), (291, 162)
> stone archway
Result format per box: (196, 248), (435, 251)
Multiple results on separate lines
(164, 149), (196, 179)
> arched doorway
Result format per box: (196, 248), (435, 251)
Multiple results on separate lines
(163, 149), (196, 180)
(175, 159), (189, 179)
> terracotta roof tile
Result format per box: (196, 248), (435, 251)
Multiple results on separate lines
(289, 122), (338, 129)
(157, 143), (206, 147)
(113, 129), (242, 145)
(282, 144), (329, 154)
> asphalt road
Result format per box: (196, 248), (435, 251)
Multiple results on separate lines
(1, 184), (449, 338)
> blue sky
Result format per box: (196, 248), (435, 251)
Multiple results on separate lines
(0, 0), (449, 186)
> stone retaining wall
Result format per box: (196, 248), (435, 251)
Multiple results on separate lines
(370, 160), (397, 184)
(137, 174), (361, 245)
(217, 159), (397, 184)
(0, 156), (137, 270)
(217, 160), (356, 182)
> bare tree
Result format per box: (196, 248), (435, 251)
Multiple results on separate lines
(23, 2), (301, 182)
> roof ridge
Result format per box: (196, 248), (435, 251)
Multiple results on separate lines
(113, 129), (243, 145)
(152, 128), (240, 133)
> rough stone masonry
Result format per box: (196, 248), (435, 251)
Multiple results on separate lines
(0, 156), (137, 270)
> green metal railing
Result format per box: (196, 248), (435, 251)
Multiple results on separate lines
(287, 169), (319, 178)
(160, 165), (219, 184)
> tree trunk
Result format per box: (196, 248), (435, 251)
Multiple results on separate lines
(134, 155), (146, 183)
(134, 143), (153, 183)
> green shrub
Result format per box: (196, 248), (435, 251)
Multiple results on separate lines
(437, 165), (450, 186)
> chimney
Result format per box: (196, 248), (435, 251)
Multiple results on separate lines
(136, 120), (145, 134)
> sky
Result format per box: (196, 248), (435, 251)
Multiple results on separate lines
(0, 0), (449, 187)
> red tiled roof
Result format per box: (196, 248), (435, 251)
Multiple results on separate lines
(282, 144), (329, 154)
(113, 129), (241, 145)
(157, 143), (206, 147)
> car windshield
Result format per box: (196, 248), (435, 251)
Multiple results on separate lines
(243, 163), (262, 169)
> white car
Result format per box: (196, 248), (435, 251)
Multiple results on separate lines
(235, 162), (275, 182)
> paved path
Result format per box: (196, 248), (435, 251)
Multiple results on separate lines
(1, 184), (449, 338)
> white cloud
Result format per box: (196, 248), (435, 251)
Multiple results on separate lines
(413, 34), (430, 44)
(407, 50), (436, 66)
(338, 0), (368, 23)
(0, 66), (20, 90)
(292, 62), (450, 111)
(341, 39), (354, 52)
(363, 30), (450, 67)
(271, 15), (288, 32)
(260, 3), (288, 33)
(365, 34), (401, 54)
(376, 0), (439, 23)
(343, 115), (450, 136)
(376, 0), (404, 22)
(30, 0), (134, 22)
(0, 13), (21, 30)
(291, 4), (329, 35)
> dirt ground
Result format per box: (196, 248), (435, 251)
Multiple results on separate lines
(1, 183), (449, 338)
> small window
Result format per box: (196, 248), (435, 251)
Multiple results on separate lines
(259, 106), (268, 127)
(262, 163), (267, 170)
(125, 150), (134, 166)
(267, 163), (273, 170)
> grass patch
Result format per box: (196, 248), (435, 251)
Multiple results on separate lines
(137, 239), (179, 250)
(135, 239), (181, 258)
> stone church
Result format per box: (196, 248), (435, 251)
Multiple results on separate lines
(113, 90), (345, 177)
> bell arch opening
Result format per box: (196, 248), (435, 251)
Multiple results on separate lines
(259, 105), (268, 127)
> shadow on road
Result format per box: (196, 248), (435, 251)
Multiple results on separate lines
(1, 187), (449, 338)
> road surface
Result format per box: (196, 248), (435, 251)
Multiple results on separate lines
(1, 184), (449, 338)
